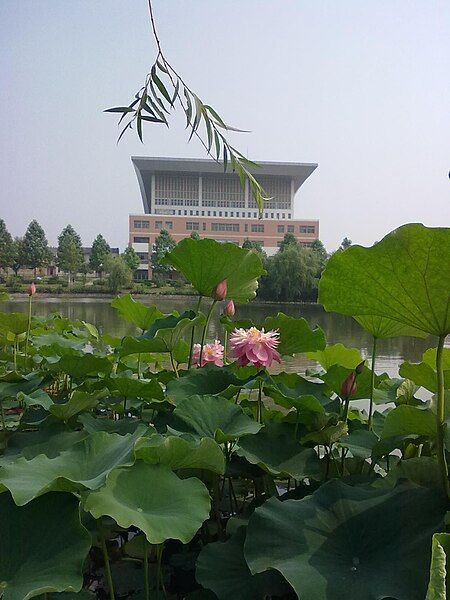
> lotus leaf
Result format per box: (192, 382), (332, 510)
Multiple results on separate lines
(111, 294), (163, 330)
(381, 405), (436, 439)
(0, 492), (91, 600)
(262, 313), (326, 355)
(306, 343), (363, 370)
(244, 480), (447, 600)
(426, 532), (450, 600)
(83, 460), (210, 544)
(49, 354), (112, 378)
(354, 315), (427, 338)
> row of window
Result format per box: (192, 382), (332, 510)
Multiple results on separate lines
(155, 198), (289, 211)
(134, 237), (314, 249)
(134, 220), (173, 230)
(277, 225), (316, 234)
(135, 222), (315, 238)
(156, 210), (292, 219)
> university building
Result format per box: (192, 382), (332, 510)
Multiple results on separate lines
(129, 157), (319, 279)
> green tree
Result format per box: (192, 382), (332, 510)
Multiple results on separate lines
(10, 237), (26, 276)
(259, 245), (321, 302)
(79, 263), (90, 287)
(279, 232), (298, 253)
(89, 234), (111, 277)
(21, 220), (51, 277)
(122, 246), (140, 275)
(310, 238), (328, 271)
(107, 256), (133, 293)
(242, 238), (266, 258)
(57, 225), (84, 287)
(151, 229), (176, 275)
(0, 219), (14, 273)
(189, 231), (200, 240)
(339, 237), (352, 251)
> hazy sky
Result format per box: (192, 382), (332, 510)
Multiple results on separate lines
(1, 0), (449, 251)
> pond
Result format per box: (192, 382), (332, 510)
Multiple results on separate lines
(2, 295), (438, 377)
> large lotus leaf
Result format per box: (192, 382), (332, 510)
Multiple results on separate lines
(319, 364), (387, 400)
(236, 423), (320, 480)
(264, 372), (331, 416)
(376, 457), (441, 489)
(17, 389), (53, 410)
(0, 492), (91, 600)
(160, 238), (265, 302)
(426, 533), (450, 600)
(83, 460), (210, 544)
(262, 313), (326, 355)
(171, 395), (261, 443)
(106, 375), (164, 401)
(135, 433), (225, 474)
(399, 348), (450, 392)
(2, 425), (89, 463)
(196, 526), (291, 600)
(0, 372), (43, 400)
(78, 413), (144, 435)
(0, 429), (144, 505)
(354, 315), (428, 339)
(319, 224), (450, 336)
(338, 429), (379, 459)
(119, 311), (204, 355)
(244, 479), (447, 600)
(166, 364), (254, 403)
(49, 354), (112, 378)
(381, 405), (436, 439)
(302, 420), (348, 446)
(111, 294), (163, 331)
(306, 343), (363, 370)
(0, 312), (30, 335)
(50, 389), (108, 421)
(31, 333), (87, 353)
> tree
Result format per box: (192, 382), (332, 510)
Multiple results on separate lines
(79, 263), (90, 287)
(242, 238), (266, 258)
(57, 225), (84, 287)
(339, 237), (352, 251)
(122, 246), (140, 274)
(21, 220), (51, 277)
(278, 232), (298, 252)
(258, 245), (321, 302)
(0, 220), (14, 273)
(107, 256), (133, 293)
(151, 229), (176, 275)
(189, 231), (200, 240)
(10, 237), (26, 276)
(310, 239), (328, 271)
(89, 234), (111, 277)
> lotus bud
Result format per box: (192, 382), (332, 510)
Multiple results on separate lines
(223, 299), (235, 317)
(212, 279), (227, 301)
(28, 282), (36, 296)
(355, 360), (365, 375)
(340, 371), (356, 399)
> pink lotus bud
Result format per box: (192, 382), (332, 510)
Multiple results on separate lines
(212, 279), (227, 301)
(28, 282), (36, 296)
(223, 299), (235, 317)
(355, 360), (365, 375)
(341, 371), (356, 399)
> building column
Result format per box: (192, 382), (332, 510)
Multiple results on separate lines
(199, 175), (203, 208)
(150, 174), (156, 214)
(244, 178), (249, 209)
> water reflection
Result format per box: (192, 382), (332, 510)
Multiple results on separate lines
(2, 296), (438, 377)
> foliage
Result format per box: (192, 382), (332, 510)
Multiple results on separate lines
(151, 229), (176, 275)
(0, 227), (449, 599)
(121, 246), (140, 273)
(21, 220), (51, 275)
(89, 234), (111, 276)
(107, 256), (133, 293)
(278, 232), (298, 252)
(0, 219), (14, 272)
(10, 238), (26, 276)
(242, 238), (266, 258)
(339, 236), (352, 250)
(57, 225), (84, 285)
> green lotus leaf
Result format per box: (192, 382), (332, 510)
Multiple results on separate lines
(264, 372), (332, 417)
(166, 364), (254, 403)
(17, 389), (53, 410)
(262, 313), (326, 355)
(0, 312), (30, 335)
(111, 294), (163, 331)
(381, 405), (436, 439)
(236, 423), (320, 480)
(306, 343), (363, 370)
(2, 426), (89, 464)
(372, 377), (421, 406)
(160, 238), (266, 302)
(171, 394), (261, 443)
(0, 429), (144, 505)
(50, 389), (109, 421)
(302, 420), (348, 446)
(244, 480), (447, 600)
(119, 311), (204, 355)
(377, 457), (441, 489)
(319, 223), (450, 336)
(338, 429), (379, 459)
(196, 526), (291, 600)
(83, 460), (210, 544)
(106, 375), (164, 401)
(78, 413), (144, 435)
(31, 333), (87, 353)
(48, 592), (95, 599)
(426, 532), (450, 600)
(319, 364), (387, 400)
(135, 433), (225, 474)
(49, 354), (112, 378)
(0, 372), (44, 401)
(0, 492), (91, 600)
(354, 315), (428, 339)
(399, 348), (450, 392)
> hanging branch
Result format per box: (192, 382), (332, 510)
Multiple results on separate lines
(104, 0), (268, 216)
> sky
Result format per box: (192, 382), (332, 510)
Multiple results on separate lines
(1, 0), (449, 252)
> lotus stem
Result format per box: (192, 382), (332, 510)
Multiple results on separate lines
(199, 300), (217, 366)
(143, 539), (150, 600)
(436, 334), (450, 499)
(98, 521), (115, 600)
(224, 329), (228, 362)
(169, 352), (179, 377)
(257, 379), (263, 424)
(25, 294), (32, 358)
(188, 295), (202, 368)
(368, 336), (377, 431)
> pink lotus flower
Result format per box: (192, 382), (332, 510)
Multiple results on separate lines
(212, 279), (227, 301)
(341, 371), (357, 398)
(28, 282), (36, 296)
(223, 299), (235, 317)
(192, 339), (224, 367)
(229, 327), (281, 369)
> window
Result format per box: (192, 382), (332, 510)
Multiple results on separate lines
(133, 220), (149, 229)
(270, 213), (274, 219)
(211, 223), (240, 232)
(133, 236), (149, 244)
(300, 226), (315, 234)
(244, 224), (248, 232)
(135, 269), (149, 281)
(202, 222), (206, 231)
(251, 224), (264, 233)
(264, 213), (268, 219)
(155, 221), (163, 230)
(165, 221), (173, 229)
(186, 222), (200, 231)
(287, 225), (295, 233)
(277, 225), (285, 233)
(136, 252), (149, 261)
